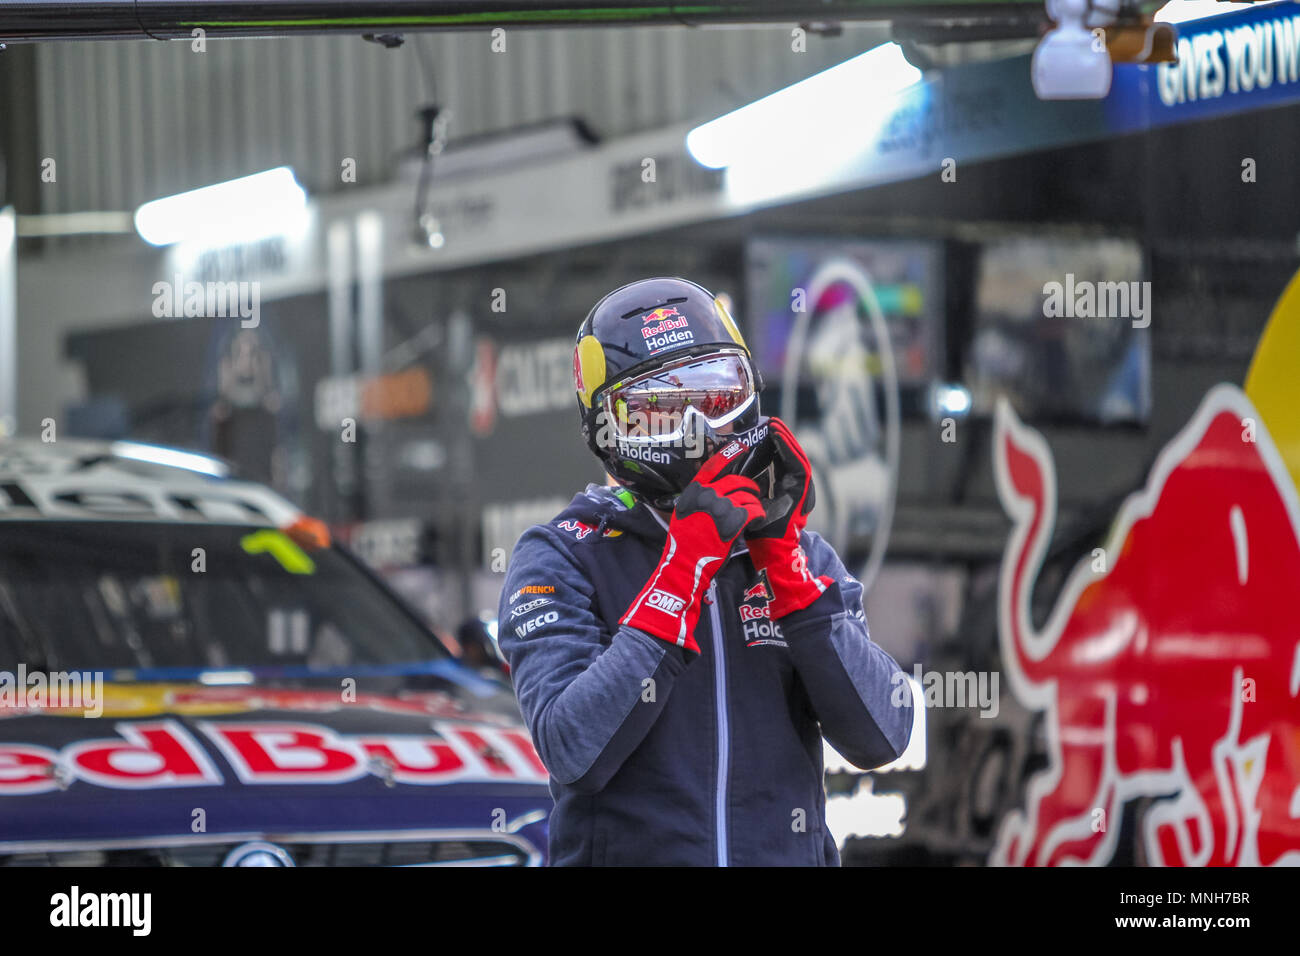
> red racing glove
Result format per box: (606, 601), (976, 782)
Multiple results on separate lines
(621, 439), (766, 654)
(743, 417), (835, 619)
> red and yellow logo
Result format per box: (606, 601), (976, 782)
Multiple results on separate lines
(642, 307), (682, 325)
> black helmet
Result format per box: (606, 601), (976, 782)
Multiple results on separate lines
(573, 277), (769, 509)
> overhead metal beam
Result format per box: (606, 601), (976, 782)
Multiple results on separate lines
(0, 1), (1055, 42)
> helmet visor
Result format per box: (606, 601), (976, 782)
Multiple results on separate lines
(602, 350), (757, 444)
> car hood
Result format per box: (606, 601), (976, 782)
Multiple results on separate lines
(0, 670), (552, 856)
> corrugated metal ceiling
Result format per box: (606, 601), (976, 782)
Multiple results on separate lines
(33, 24), (888, 213)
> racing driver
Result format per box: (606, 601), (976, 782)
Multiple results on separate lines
(497, 276), (913, 866)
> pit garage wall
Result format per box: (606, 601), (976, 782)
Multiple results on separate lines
(43, 98), (1300, 867)
(34, 4), (1300, 630)
(56, 90), (1300, 564)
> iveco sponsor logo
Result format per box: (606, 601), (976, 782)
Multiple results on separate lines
(515, 610), (559, 637)
(510, 597), (553, 618)
(646, 589), (686, 615)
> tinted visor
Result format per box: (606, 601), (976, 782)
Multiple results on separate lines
(603, 350), (756, 443)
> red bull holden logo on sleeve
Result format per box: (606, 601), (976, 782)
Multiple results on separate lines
(991, 384), (1300, 867)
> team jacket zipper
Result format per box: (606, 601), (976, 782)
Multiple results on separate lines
(644, 502), (732, 866)
(708, 579), (729, 867)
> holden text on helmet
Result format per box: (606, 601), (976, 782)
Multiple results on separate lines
(643, 329), (696, 353)
(593, 408), (706, 459)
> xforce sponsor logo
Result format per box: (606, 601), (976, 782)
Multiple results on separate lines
(646, 589), (686, 615)
(515, 610), (559, 638)
(509, 584), (555, 602)
(510, 597), (553, 619)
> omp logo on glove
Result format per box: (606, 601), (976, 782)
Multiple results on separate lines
(622, 441), (766, 653)
(646, 589), (686, 614)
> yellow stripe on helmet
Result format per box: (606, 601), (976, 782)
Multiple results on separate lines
(574, 334), (607, 409)
(714, 297), (748, 350)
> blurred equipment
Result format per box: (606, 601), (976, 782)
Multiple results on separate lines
(966, 236), (1151, 424)
(455, 614), (509, 678)
(1032, 0), (1179, 99)
(1031, 0), (1116, 99)
(747, 239), (921, 591)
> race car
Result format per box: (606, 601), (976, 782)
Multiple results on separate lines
(0, 438), (552, 866)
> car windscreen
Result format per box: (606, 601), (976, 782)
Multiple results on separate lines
(0, 521), (448, 674)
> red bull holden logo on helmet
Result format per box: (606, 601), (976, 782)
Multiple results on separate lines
(640, 307), (684, 328)
(991, 383), (1300, 867)
(641, 307), (694, 354)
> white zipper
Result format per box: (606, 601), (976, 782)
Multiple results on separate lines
(707, 579), (729, 867)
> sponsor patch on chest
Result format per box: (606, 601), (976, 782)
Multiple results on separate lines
(737, 569), (787, 648)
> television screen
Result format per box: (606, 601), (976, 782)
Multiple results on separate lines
(744, 237), (943, 588)
(967, 237), (1151, 424)
(745, 237), (943, 390)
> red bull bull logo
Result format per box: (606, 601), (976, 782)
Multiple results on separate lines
(742, 571), (773, 603)
(991, 383), (1300, 866)
(641, 307), (682, 326)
